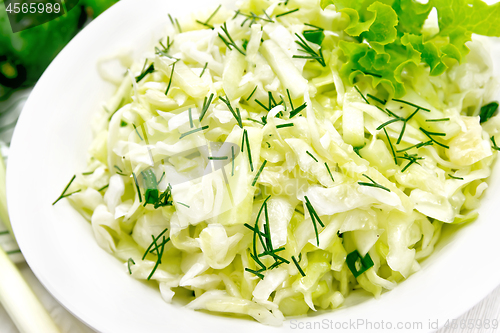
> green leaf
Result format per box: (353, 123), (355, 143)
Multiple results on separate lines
(321, 0), (500, 98)
(480, 102), (499, 124)
(363, 2), (398, 45)
(392, 0), (433, 35)
(303, 30), (325, 45)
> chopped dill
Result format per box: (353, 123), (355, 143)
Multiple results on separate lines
(367, 94), (386, 105)
(376, 117), (403, 131)
(208, 156), (228, 160)
(358, 174), (390, 192)
(247, 86), (258, 101)
(419, 127), (449, 149)
(158, 171), (166, 184)
(396, 140), (433, 153)
(290, 103), (306, 118)
(219, 95), (243, 128)
(179, 125), (209, 139)
(306, 150), (318, 162)
(199, 93), (215, 122)
(127, 258), (135, 274)
(52, 175), (80, 205)
(325, 163), (334, 183)
(276, 8), (299, 17)
(383, 128), (398, 165)
(196, 4), (221, 29)
(188, 108), (194, 128)
(426, 118), (450, 122)
(98, 184), (109, 192)
(234, 10), (273, 27)
(132, 124), (143, 141)
(292, 255), (306, 276)
(164, 60), (177, 96)
(200, 62), (208, 77)
(491, 136), (500, 151)
(252, 160), (267, 186)
(392, 99), (430, 112)
(276, 123), (294, 129)
(132, 172), (142, 202)
(293, 33), (326, 67)
(398, 152), (423, 172)
(304, 196), (324, 246)
(243, 129), (254, 171)
(218, 22), (246, 55)
(354, 86), (370, 104)
(142, 228), (169, 260)
(135, 62), (154, 83)
(147, 236), (166, 280)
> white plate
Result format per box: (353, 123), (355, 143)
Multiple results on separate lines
(7, 0), (500, 332)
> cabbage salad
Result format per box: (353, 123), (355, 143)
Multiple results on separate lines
(55, 0), (500, 325)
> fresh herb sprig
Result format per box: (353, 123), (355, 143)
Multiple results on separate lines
(306, 151), (318, 162)
(383, 128), (398, 165)
(325, 163), (335, 183)
(255, 91), (283, 112)
(354, 86), (370, 104)
(155, 37), (173, 57)
(52, 175), (81, 205)
(276, 8), (299, 18)
(491, 136), (500, 151)
(241, 129), (254, 171)
(377, 99), (430, 145)
(196, 5), (221, 29)
(287, 89), (307, 118)
(252, 160), (267, 186)
(367, 94), (386, 105)
(398, 152), (423, 172)
(291, 255), (306, 277)
(179, 125), (209, 139)
(168, 14), (182, 33)
(419, 127), (449, 149)
(304, 196), (325, 246)
(358, 174), (390, 192)
(219, 95), (243, 128)
(276, 123), (294, 129)
(396, 140), (433, 153)
(135, 61), (155, 83)
(246, 86), (258, 101)
(164, 60), (178, 96)
(199, 93), (215, 122)
(218, 22), (246, 55)
(234, 10), (274, 27)
(426, 118), (449, 122)
(244, 196), (289, 279)
(127, 258), (135, 274)
(132, 172), (142, 203)
(132, 124), (143, 141)
(199, 62), (208, 77)
(293, 33), (326, 67)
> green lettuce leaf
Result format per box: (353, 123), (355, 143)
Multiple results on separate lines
(321, 0), (500, 97)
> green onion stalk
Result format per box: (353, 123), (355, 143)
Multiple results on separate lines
(0, 151), (60, 332)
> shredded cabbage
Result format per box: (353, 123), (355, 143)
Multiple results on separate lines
(62, 0), (500, 326)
